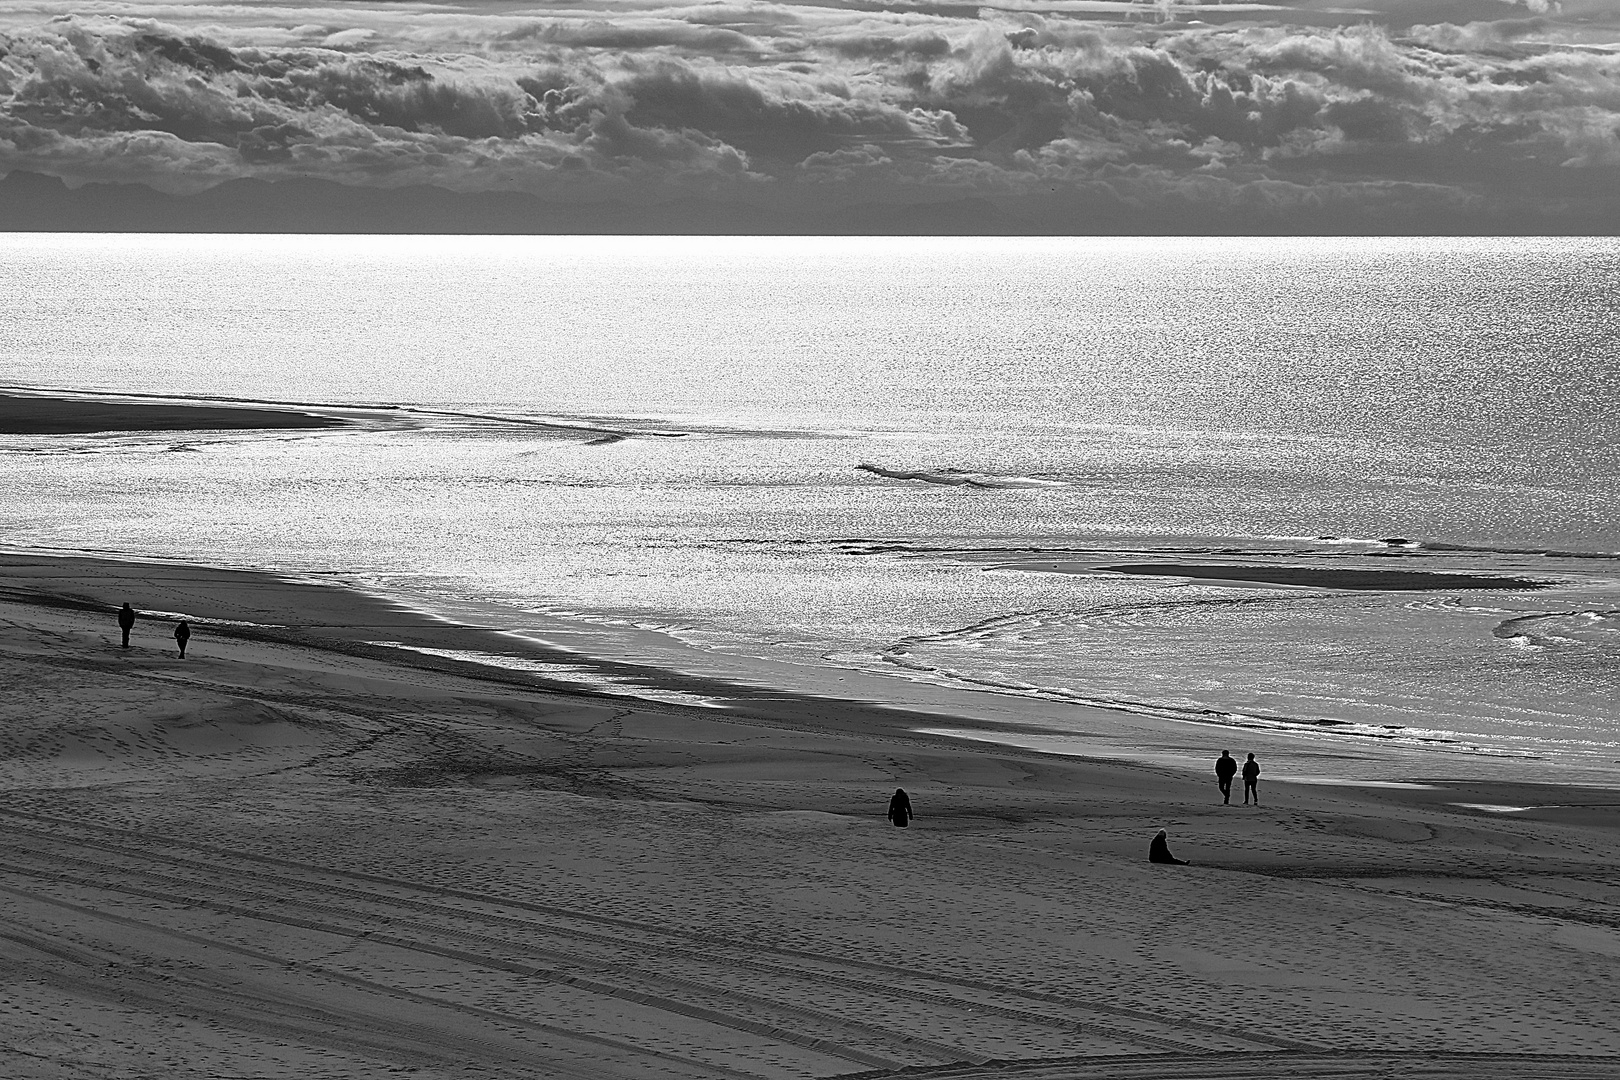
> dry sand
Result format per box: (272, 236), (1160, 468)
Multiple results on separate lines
(2, 551), (1619, 1080)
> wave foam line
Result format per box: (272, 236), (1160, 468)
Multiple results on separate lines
(869, 651), (1548, 759)
(1420, 540), (1620, 560)
(1493, 609), (1620, 648)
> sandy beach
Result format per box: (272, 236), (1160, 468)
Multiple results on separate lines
(2, 545), (1619, 1080)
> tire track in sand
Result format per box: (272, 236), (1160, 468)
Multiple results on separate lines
(0, 839), (991, 1069)
(0, 805), (1307, 1056)
(842, 1048), (1620, 1079)
(0, 890), (697, 1080)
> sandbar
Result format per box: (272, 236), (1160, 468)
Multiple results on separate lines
(1098, 562), (1546, 591)
(0, 391), (344, 433)
(1, 550), (1617, 1079)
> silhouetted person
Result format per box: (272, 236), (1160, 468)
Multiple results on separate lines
(1215, 750), (1237, 804)
(116, 602), (135, 649)
(174, 621), (190, 659)
(1148, 829), (1187, 865)
(887, 788), (913, 828)
(1242, 753), (1261, 805)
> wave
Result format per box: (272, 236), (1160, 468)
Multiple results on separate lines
(1252, 533), (1619, 561)
(884, 594), (1306, 658)
(1261, 533), (1395, 546)
(856, 462), (1068, 489)
(871, 646), (1542, 757)
(142, 608), (282, 629)
(1418, 540), (1620, 560)
(1493, 610), (1620, 649)
(1265, 534), (1619, 559)
(869, 596), (1606, 760)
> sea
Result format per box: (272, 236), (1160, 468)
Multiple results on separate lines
(3, 233), (1617, 785)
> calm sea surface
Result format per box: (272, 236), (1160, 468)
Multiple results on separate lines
(3, 235), (1617, 781)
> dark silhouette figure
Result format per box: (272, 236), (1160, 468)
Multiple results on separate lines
(1242, 753), (1261, 805)
(1149, 829), (1187, 865)
(174, 621), (190, 659)
(116, 602), (136, 648)
(1214, 750), (1237, 804)
(887, 788), (913, 828)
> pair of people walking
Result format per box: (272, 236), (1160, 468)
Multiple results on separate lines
(115, 602), (191, 658)
(1214, 750), (1261, 805)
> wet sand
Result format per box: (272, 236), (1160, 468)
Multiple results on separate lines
(2, 550), (1618, 1079)
(0, 392), (344, 433)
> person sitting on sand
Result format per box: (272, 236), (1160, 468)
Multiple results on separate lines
(174, 620), (190, 659)
(887, 788), (913, 828)
(1149, 829), (1188, 865)
(1215, 750), (1237, 804)
(1242, 753), (1261, 805)
(117, 602), (136, 649)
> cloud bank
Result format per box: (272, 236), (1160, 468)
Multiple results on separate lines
(3, 0), (1619, 231)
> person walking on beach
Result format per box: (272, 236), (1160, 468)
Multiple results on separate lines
(1149, 829), (1188, 865)
(174, 620), (190, 659)
(1215, 750), (1237, 804)
(1242, 753), (1261, 805)
(116, 602), (136, 649)
(887, 788), (913, 828)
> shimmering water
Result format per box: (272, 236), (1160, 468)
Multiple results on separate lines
(3, 234), (1617, 779)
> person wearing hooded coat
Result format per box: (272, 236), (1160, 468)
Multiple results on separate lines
(116, 602), (136, 649)
(1214, 750), (1237, 804)
(887, 788), (913, 828)
(1149, 829), (1188, 865)
(174, 620), (191, 659)
(1242, 753), (1261, 805)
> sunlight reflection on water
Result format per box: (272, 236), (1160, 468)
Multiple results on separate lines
(3, 234), (1617, 777)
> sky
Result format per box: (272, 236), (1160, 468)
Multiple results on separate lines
(3, 0), (1620, 230)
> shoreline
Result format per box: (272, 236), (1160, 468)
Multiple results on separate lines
(6, 546), (1618, 802)
(403, 579), (1620, 790)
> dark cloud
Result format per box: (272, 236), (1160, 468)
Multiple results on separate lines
(2, 2), (1619, 229)
(253, 56), (541, 139)
(821, 28), (954, 59)
(618, 58), (964, 161)
(497, 19), (765, 55)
